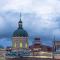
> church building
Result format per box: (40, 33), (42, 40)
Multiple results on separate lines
(5, 13), (53, 59)
(12, 13), (28, 50)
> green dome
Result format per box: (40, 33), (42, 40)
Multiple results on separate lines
(13, 28), (28, 37)
(13, 14), (28, 37)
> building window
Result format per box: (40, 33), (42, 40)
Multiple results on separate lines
(20, 39), (22, 48)
(25, 40), (28, 48)
(14, 42), (16, 48)
(26, 43), (28, 48)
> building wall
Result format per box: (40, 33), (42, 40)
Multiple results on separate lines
(12, 37), (28, 49)
(54, 54), (60, 59)
(0, 49), (6, 57)
(6, 57), (52, 60)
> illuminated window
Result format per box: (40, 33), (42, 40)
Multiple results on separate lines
(20, 39), (22, 48)
(25, 40), (28, 48)
(14, 42), (16, 48)
(20, 42), (22, 48)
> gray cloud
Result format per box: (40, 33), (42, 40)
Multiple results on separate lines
(0, 0), (60, 47)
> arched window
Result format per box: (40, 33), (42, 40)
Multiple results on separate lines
(25, 40), (28, 48)
(25, 43), (28, 48)
(14, 42), (16, 48)
(20, 39), (22, 48)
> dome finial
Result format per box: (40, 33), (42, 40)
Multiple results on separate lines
(19, 12), (22, 23)
(20, 12), (21, 21)
(18, 12), (23, 29)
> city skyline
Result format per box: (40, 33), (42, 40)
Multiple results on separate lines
(0, 0), (60, 47)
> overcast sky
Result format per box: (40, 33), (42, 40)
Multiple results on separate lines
(0, 0), (60, 47)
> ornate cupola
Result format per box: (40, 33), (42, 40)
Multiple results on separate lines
(13, 13), (28, 37)
(18, 13), (23, 29)
(12, 13), (28, 50)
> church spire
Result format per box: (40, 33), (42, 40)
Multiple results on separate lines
(18, 13), (23, 29)
(19, 13), (22, 23)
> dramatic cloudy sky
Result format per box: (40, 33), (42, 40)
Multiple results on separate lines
(0, 0), (60, 47)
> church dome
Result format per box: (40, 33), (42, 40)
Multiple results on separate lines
(13, 28), (28, 37)
(13, 13), (28, 37)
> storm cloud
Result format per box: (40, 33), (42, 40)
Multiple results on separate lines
(0, 0), (60, 47)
